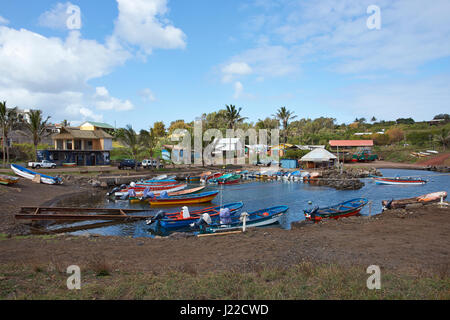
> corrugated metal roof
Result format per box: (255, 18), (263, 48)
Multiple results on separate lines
(329, 140), (373, 147)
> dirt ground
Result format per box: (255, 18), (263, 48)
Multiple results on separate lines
(0, 177), (449, 278)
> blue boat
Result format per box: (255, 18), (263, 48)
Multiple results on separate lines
(150, 202), (244, 229)
(11, 164), (62, 185)
(201, 205), (289, 233)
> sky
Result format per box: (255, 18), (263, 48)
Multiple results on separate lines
(0, 0), (449, 130)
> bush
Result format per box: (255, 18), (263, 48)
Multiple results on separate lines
(386, 128), (405, 144)
(372, 133), (389, 146)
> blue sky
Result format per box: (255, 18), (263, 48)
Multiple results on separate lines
(0, 0), (449, 130)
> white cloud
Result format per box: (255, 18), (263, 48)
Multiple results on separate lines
(113, 0), (186, 54)
(139, 88), (156, 102)
(38, 2), (79, 30)
(94, 86), (134, 111)
(221, 62), (252, 83)
(0, 0), (186, 124)
(0, 16), (9, 25)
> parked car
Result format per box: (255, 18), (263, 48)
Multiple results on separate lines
(28, 160), (56, 169)
(142, 159), (164, 169)
(118, 159), (141, 170)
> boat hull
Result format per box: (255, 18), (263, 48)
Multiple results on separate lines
(149, 191), (220, 206)
(159, 202), (244, 229)
(204, 205), (289, 233)
(374, 178), (426, 185)
(11, 164), (61, 185)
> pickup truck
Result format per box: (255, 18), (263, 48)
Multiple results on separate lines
(28, 160), (57, 169)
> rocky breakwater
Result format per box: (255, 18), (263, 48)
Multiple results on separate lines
(314, 167), (381, 190)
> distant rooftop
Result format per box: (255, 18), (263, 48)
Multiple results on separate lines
(81, 121), (115, 129)
(329, 140), (374, 147)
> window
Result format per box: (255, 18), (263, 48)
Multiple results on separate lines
(56, 140), (63, 150)
(86, 140), (93, 150)
(74, 140), (82, 150)
(66, 140), (73, 150)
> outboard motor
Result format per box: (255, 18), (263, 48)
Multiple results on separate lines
(107, 186), (120, 197)
(383, 199), (394, 211)
(190, 213), (211, 231)
(146, 210), (166, 225)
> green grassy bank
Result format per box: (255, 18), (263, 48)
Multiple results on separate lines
(1, 262), (448, 300)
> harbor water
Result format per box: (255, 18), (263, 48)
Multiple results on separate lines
(52, 169), (450, 237)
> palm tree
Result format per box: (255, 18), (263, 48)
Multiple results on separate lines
(117, 125), (140, 170)
(272, 107), (297, 143)
(0, 102), (18, 167)
(224, 105), (247, 129)
(434, 129), (450, 150)
(23, 109), (51, 161)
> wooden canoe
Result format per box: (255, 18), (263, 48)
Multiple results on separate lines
(382, 191), (448, 210)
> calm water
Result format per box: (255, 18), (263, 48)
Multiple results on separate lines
(52, 169), (450, 237)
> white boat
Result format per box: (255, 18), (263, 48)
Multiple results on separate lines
(426, 150), (439, 154)
(114, 184), (187, 197)
(11, 164), (62, 185)
(374, 177), (426, 185)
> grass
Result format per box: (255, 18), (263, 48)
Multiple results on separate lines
(0, 262), (448, 300)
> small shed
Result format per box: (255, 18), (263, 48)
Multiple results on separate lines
(300, 148), (337, 168)
(280, 159), (298, 169)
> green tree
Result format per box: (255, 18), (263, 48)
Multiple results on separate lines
(434, 129), (450, 150)
(224, 105), (247, 129)
(0, 102), (18, 167)
(168, 120), (190, 134)
(152, 121), (166, 137)
(371, 116), (377, 123)
(272, 107), (297, 143)
(117, 125), (140, 170)
(23, 109), (51, 161)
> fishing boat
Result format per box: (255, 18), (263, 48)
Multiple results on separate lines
(304, 198), (368, 222)
(217, 174), (241, 185)
(113, 183), (187, 198)
(148, 190), (220, 206)
(148, 202), (244, 229)
(186, 175), (201, 182)
(382, 191), (448, 210)
(129, 186), (206, 203)
(199, 205), (289, 233)
(62, 162), (77, 167)
(373, 177), (426, 185)
(202, 172), (223, 183)
(10, 164), (62, 185)
(0, 174), (19, 185)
